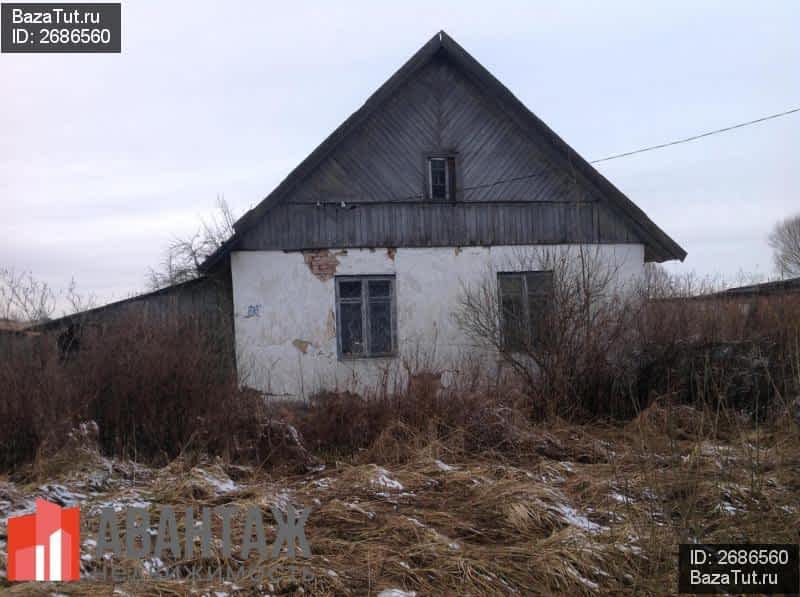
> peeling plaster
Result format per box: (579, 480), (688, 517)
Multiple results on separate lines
(325, 309), (336, 339)
(303, 249), (340, 282)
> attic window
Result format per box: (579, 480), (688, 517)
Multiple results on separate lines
(427, 156), (455, 200)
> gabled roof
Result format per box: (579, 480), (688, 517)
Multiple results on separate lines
(201, 31), (686, 271)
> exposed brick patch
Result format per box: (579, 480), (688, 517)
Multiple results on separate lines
(303, 249), (340, 281)
(386, 247), (397, 261)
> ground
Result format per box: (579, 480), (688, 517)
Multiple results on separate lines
(1, 403), (798, 596)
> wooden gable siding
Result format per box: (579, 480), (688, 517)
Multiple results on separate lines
(239, 201), (639, 250)
(238, 54), (641, 251)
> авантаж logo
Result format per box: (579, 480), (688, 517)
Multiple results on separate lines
(7, 498), (80, 581)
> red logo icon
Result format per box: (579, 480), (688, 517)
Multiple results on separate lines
(7, 498), (80, 581)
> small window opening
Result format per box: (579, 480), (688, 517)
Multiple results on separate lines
(427, 156), (455, 200)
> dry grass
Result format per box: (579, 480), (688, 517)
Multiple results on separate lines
(2, 400), (800, 596)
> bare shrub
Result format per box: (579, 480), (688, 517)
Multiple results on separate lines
(296, 391), (391, 455)
(453, 249), (800, 424)
(455, 246), (641, 419)
(0, 268), (56, 324)
(296, 382), (531, 461)
(0, 306), (274, 472)
(72, 312), (239, 463)
(0, 341), (78, 471)
(635, 286), (800, 419)
(146, 196), (236, 290)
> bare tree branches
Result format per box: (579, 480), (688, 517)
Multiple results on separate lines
(0, 271), (98, 326)
(0, 268), (56, 324)
(768, 213), (800, 278)
(146, 196), (236, 290)
(454, 246), (640, 417)
(64, 278), (97, 314)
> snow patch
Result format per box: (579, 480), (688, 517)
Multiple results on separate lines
(553, 503), (607, 533)
(89, 494), (150, 515)
(715, 502), (738, 515)
(197, 470), (238, 494)
(267, 489), (294, 513)
(372, 467), (404, 491)
(142, 556), (164, 575)
(609, 491), (633, 504)
(39, 484), (85, 506)
(345, 501), (376, 520)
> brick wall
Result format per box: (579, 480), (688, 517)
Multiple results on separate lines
(303, 249), (341, 282)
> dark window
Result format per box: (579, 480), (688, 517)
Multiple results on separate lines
(497, 271), (553, 351)
(336, 276), (397, 358)
(427, 156), (455, 200)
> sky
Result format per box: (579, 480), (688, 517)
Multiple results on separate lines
(1, 1), (798, 310)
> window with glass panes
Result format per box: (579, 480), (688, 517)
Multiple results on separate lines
(497, 271), (553, 351)
(427, 156), (455, 200)
(335, 276), (397, 358)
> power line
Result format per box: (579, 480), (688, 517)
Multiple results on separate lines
(589, 106), (800, 164)
(310, 105), (800, 206)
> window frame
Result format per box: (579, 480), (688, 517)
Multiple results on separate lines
(335, 275), (398, 360)
(497, 270), (554, 352)
(425, 153), (457, 201)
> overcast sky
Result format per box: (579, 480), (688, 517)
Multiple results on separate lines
(1, 1), (798, 310)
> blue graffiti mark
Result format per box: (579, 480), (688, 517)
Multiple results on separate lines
(245, 304), (262, 318)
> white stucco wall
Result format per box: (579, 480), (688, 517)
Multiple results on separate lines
(230, 244), (645, 398)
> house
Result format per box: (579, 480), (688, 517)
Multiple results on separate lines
(201, 31), (686, 398)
